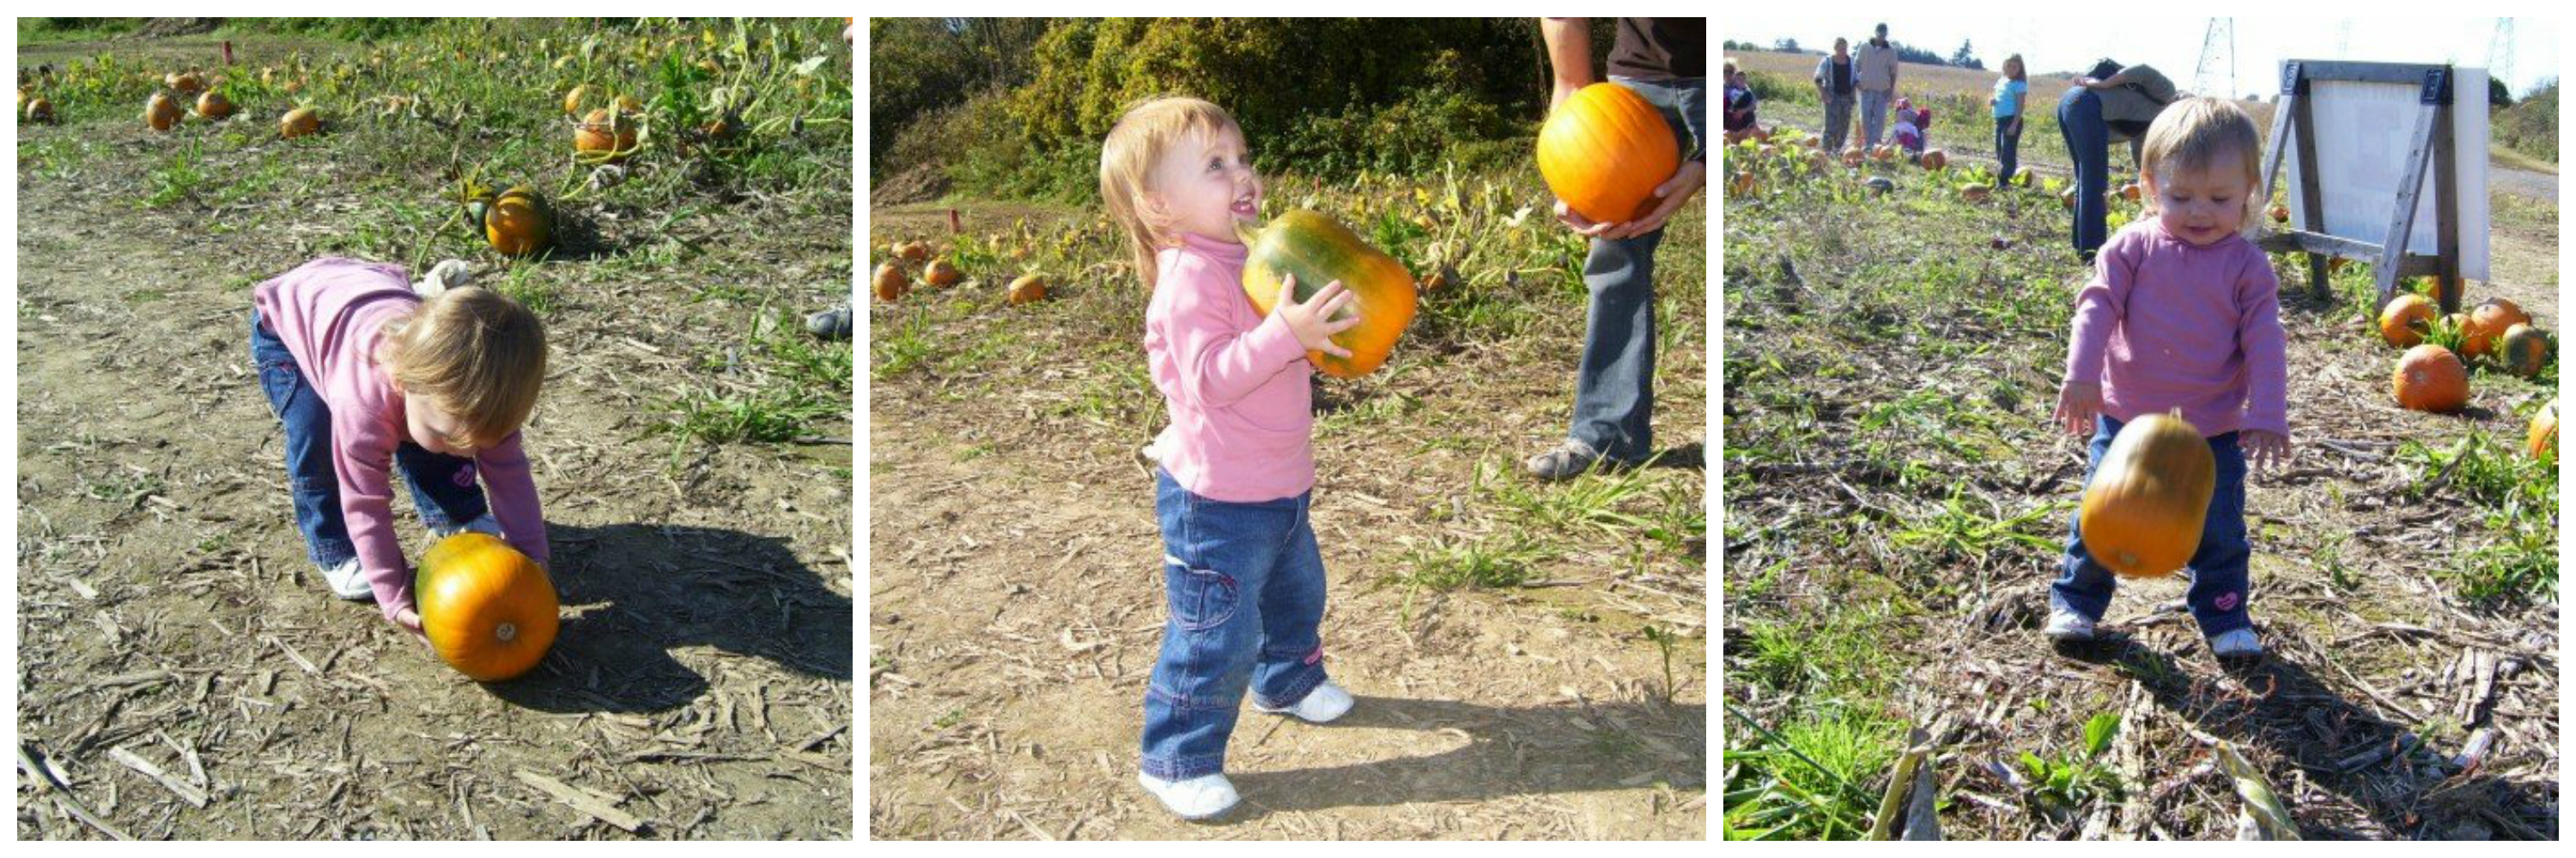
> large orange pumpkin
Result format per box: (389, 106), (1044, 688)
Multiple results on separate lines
(2377, 294), (2436, 348)
(278, 106), (320, 137)
(2393, 344), (2470, 412)
(1005, 274), (1048, 306)
(2530, 400), (2558, 459)
(415, 532), (558, 681)
(477, 186), (554, 257)
(194, 90), (236, 119)
(2462, 298), (2530, 357)
(1237, 209), (1419, 378)
(2080, 411), (2216, 579)
(1919, 149), (1947, 170)
(144, 92), (181, 131)
(2498, 323), (2552, 378)
(873, 263), (908, 301)
(1535, 82), (1680, 225)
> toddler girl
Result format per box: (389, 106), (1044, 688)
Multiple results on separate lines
(1100, 96), (1361, 819)
(1992, 55), (2029, 188)
(2049, 98), (2289, 658)
(250, 257), (551, 638)
(1892, 96), (1929, 155)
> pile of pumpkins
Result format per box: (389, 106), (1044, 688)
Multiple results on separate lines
(135, 70), (319, 137)
(2377, 289), (2553, 422)
(872, 240), (1047, 307)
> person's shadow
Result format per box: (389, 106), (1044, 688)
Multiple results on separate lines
(1221, 697), (1704, 818)
(480, 520), (852, 713)
(2058, 633), (2555, 837)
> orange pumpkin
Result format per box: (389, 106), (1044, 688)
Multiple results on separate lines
(1535, 82), (1680, 224)
(896, 241), (930, 263)
(2393, 344), (2470, 412)
(2269, 204), (2289, 223)
(562, 83), (591, 116)
(477, 186), (555, 257)
(574, 107), (638, 161)
(1005, 274), (1048, 306)
(165, 71), (203, 95)
(2060, 188), (2076, 210)
(415, 532), (558, 681)
(194, 90), (236, 119)
(144, 92), (181, 131)
(1237, 209), (1419, 378)
(1959, 183), (1991, 203)
(278, 106), (320, 137)
(2530, 400), (2558, 459)
(2498, 323), (2552, 378)
(2080, 411), (2216, 578)
(2462, 298), (2531, 357)
(2377, 294), (2436, 348)
(2117, 183), (2143, 203)
(1842, 147), (1865, 167)
(24, 96), (53, 124)
(1919, 149), (1947, 170)
(924, 259), (963, 288)
(1728, 169), (1756, 198)
(873, 263), (908, 301)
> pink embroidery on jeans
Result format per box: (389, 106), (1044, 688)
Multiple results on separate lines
(2215, 592), (2240, 612)
(1303, 646), (1322, 666)
(453, 463), (477, 488)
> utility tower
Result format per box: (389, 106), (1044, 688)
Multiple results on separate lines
(2195, 18), (2235, 99)
(2488, 18), (2516, 94)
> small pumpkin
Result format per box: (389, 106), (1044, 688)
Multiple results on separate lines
(24, 96), (53, 124)
(1236, 209), (1420, 378)
(165, 71), (203, 95)
(2497, 323), (2552, 378)
(2529, 399), (2558, 459)
(873, 263), (908, 301)
(924, 259), (963, 288)
(1536, 82), (1679, 224)
(2392, 344), (2470, 412)
(1919, 149), (1947, 170)
(2118, 183), (2143, 203)
(2462, 298), (2531, 357)
(574, 107), (639, 161)
(1841, 147), (1865, 167)
(562, 83), (590, 116)
(2060, 187), (2076, 210)
(194, 90), (236, 119)
(415, 532), (559, 682)
(2080, 411), (2216, 579)
(1728, 169), (1756, 198)
(1959, 183), (1991, 203)
(144, 92), (182, 131)
(2269, 204), (2289, 223)
(2376, 294), (2436, 348)
(896, 241), (930, 263)
(476, 186), (555, 257)
(279, 106), (320, 137)
(1005, 274), (1048, 306)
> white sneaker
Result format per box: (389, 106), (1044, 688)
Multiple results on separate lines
(2044, 605), (2098, 642)
(318, 557), (373, 601)
(2208, 628), (2263, 658)
(1138, 772), (1238, 820)
(431, 514), (502, 540)
(1252, 679), (1354, 723)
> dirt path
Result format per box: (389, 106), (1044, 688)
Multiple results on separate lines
(15, 96), (854, 838)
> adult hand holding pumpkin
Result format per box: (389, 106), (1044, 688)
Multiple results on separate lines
(1596, 160), (1704, 240)
(1273, 275), (1362, 360)
(2053, 380), (2105, 435)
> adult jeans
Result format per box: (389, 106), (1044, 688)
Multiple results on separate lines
(1996, 114), (2023, 187)
(1139, 470), (1329, 781)
(1566, 76), (1704, 462)
(1859, 88), (1892, 148)
(2051, 415), (2254, 637)
(252, 307), (489, 571)
(1822, 92), (1855, 152)
(2058, 88), (2111, 261)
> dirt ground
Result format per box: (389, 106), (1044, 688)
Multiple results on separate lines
(15, 43), (854, 839)
(866, 201), (1709, 839)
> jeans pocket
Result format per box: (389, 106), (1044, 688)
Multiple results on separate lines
(1163, 555), (1237, 633)
(258, 361), (301, 418)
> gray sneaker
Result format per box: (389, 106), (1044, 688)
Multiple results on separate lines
(805, 306), (852, 341)
(2043, 605), (2098, 642)
(1525, 439), (1624, 481)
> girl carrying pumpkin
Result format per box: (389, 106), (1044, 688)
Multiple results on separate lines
(2049, 98), (2290, 659)
(250, 257), (551, 641)
(1099, 96), (1363, 820)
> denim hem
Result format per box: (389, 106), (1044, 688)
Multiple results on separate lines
(1139, 752), (1227, 782)
(1252, 666), (1327, 712)
(2195, 612), (2254, 637)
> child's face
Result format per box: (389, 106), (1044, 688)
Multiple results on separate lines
(1149, 123), (1262, 245)
(2146, 154), (2252, 246)
(404, 392), (480, 457)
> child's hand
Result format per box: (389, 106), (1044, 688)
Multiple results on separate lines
(2053, 380), (2105, 435)
(2241, 429), (2290, 471)
(392, 605), (431, 646)
(1273, 275), (1361, 358)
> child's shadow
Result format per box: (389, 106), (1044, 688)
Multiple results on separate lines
(1221, 697), (1704, 818)
(482, 520), (852, 713)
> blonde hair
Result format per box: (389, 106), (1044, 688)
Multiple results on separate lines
(2136, 97), (2263, 221)
(1099, 96), (1240, 291)
(379, 286), (546, 448)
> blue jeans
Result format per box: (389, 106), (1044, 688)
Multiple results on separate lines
(2057, 88), (2111, 261)
(251, 308), (489, 570)
(1995, 114), (2023, 186)
(1568, 76), (1704, 462)
(1140, 470), (1330, 781)
(2051, 415), (2254, 636)
(1859, 88), (1893, 148)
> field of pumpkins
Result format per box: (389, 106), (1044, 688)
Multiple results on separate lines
(15, 18), (854, 839)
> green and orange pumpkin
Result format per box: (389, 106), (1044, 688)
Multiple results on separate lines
(2498, 323), (2552, 378)
(470, 186), (554, 258)
(1236, 209), (1419, 378)
(415, 532), (558, 682)
(2080, 411), (2216, 579)
(1535, 82), (1680, 225)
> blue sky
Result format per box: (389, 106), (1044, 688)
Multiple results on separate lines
(1729, 16), (2559, 98)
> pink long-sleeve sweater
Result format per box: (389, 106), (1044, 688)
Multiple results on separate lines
(1143, 233), (1316, 502)
(252, 258), (550, 621)
(2064, 219), (2290, 439)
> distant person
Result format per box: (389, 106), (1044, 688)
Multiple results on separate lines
(1992, 54), (2029, 189)
(1722, 58), (1759, 142)
(1813, 38), (1857, 151)
(2058, 58), (2177, 261)
(1528, 17), (1706, 481)
(1891, 96), (1929, 156)
(2049, 98), (2287, 660)
(1855, 23), (1899, 147)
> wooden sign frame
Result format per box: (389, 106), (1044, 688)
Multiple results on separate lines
(2255, 60), (2464, 313)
